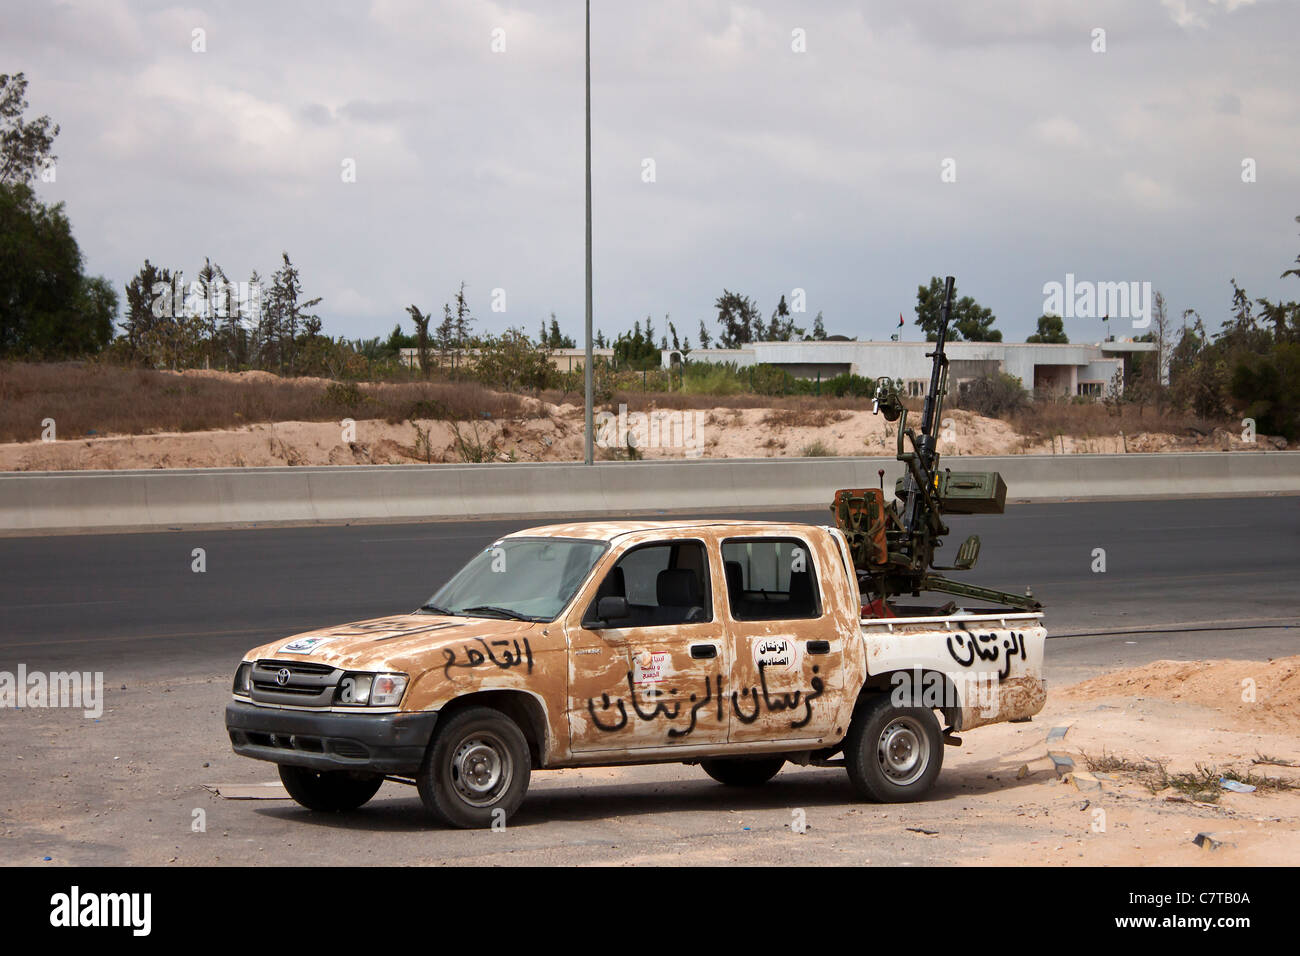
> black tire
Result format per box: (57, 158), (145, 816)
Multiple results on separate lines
(700, 757), (785, 787)
(417, 706), (531, 829)
(843, 695), (943, 802)
(278, 764), (383, 812)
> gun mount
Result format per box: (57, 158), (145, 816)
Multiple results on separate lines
(831, 275), (1041, 613)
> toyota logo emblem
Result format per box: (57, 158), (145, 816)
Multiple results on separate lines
(275, 668), (291, 686)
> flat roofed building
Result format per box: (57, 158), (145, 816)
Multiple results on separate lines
(656, 338), (1158, 400)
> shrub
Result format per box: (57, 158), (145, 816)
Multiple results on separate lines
(320, 381), (368, 413)
(822, 373), (876, 398)
(957, 373), (1028, 419)
(1230, 342), (1300, 440)
(800, 439), (835, 457)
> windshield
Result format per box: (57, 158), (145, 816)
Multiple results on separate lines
(423, 537), (607, 622)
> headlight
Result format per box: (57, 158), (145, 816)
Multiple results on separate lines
(232, 662), (252, 696)
(335, 672), (407, 707)
(338, 673), (373, 705)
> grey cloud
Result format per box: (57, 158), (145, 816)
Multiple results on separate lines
(0, 0), (1296, 345)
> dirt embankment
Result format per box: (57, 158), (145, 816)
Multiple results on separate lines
(0, 369), (1273, 471)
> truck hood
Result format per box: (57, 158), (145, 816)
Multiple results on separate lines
(243, 613), (540, 675)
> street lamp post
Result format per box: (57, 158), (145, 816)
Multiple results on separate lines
(583, 0), (594, 465)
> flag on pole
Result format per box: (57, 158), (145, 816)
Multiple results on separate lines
(897, 313), (904, 327)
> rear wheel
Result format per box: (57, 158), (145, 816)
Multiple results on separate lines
(278, 765), (383, 812)
(843, 695), (943, 802)
(700, 757), (785, 787)
(417, 706), (531, 829)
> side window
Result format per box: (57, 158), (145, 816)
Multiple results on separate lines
(721, 538), (821, 621)
(585, 540), (712, 627)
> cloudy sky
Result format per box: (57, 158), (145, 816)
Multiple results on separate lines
(4, 0), (1298, 344)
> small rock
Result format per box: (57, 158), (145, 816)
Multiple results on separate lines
(1192, 832), (1234, 851)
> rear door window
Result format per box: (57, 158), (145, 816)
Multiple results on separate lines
(721, 537), (821, 621)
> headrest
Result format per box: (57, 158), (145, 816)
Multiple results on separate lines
(724, 560), (744, 595)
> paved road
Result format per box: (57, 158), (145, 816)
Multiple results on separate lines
(1, 496), (1297, 866)
(0, 496), (1296, 677)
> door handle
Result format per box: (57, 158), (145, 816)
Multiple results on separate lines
(806, 640), (830, 654)
(690, 644), (718, 659)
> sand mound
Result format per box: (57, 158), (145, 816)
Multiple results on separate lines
(1059, 655), (1300, 733)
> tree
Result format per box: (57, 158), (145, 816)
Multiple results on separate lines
(385, 322), (416, 356)
(452, 282), (474, 373)
(543, 313), (574, 348)
(0, 182), (116, 357)
(433, 305), (455, 366)
(120, 259), (174, 359)
(1168, 311), (1225, 418)
(264, 252), (321, 373)
(613, 321), (660, 370)
(1026, 314), (1068, 343)
(474, 328), (554, 392)
(806, 311), (827, 341)
(697, 319), (712, 349)
(763, 293), (802, 340)
(195, 257), (223, 367)
(1230, 342), (1300, 440)
(244, 269), (266, 365)
(0, 73), (58, 187)
(914, 276), (1002, 342)
(407, 305), (432, 378)
(0, 77), (114, 358)
(714, 290), (761, 348)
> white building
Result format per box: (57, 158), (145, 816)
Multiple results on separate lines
(657, 338), (1158, 399)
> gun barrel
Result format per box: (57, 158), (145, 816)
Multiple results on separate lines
(917, 275), (955, 452)
(903, 275), (955, 536)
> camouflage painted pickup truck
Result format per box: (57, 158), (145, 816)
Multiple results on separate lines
(225, 520), (1046, 828)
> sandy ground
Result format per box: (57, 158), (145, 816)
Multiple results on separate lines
(0, 402), (1265, 472)
(2, 655), (1295, 866)
(969, 655), (1300, 866)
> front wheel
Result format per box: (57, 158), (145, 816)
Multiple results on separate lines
(417, 706), (531, 828)
(700, 757), (785, 787)
(843, 696), (943, 802)
(278, 765), (383, 812)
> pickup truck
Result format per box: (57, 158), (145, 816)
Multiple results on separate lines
(225, 519), (1046, 828)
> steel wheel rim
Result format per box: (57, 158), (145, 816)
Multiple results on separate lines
(876, 716), (929, 786)
(450, 731), (512, 807)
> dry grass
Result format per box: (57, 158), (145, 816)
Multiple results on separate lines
(762, 407), (852, 429)
(1005, 399), (1231, 442)
(0, 362), (539, 443)
(1079, 749), (1299, 802)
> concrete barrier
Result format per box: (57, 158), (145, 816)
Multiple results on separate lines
(1, 452), (1296, 535)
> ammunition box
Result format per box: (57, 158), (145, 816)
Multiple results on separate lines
(936, 471), (1007, 515)
(893, 470), (1008, 515)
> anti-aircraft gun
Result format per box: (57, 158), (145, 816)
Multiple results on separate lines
(831, 275), (1041, 613)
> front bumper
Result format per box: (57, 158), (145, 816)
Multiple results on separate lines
(225, 700), (438, 774)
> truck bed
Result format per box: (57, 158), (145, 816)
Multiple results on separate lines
(859, 610), (1047, 731)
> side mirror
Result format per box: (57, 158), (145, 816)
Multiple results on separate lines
(595, 595), (629, 624)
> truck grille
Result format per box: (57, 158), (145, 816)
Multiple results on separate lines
(249, 659), (343, 707)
